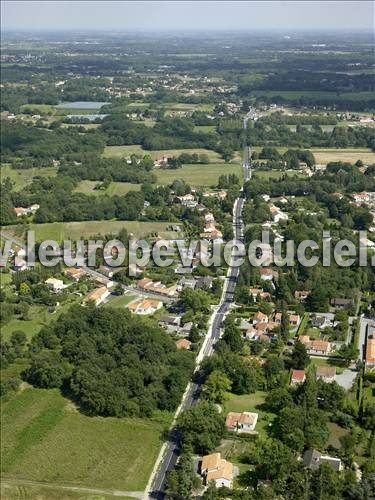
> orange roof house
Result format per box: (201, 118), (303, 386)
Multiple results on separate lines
(225, 412), (258, 432)
(316, 365), (336, 382)
(175, 339), (191, 350)
(201, 453), (234, 488)
(291, 369), (306, 385)
(365, 336), (375, 368)
(85, 286), (110, 306)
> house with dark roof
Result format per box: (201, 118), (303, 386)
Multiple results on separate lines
(303, 449), (342, 472)
(330, 298), (354, 310)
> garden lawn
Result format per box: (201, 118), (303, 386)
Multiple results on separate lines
(1, 387), (172, 491)
(224, 391), (275, 439)
(104, 293), (138, 308)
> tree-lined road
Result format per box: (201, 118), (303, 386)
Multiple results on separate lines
(146, 109), (255, 500)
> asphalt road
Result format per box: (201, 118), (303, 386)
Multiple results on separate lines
(147, 110), (254, 500)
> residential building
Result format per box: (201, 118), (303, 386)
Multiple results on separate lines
(127, 299), (163, 315)
(290, 369), (306, 385)
(303, 449), (342, 472)
(316, 365), (336, 383)
(311, 315), (332, 329)
(95, 276), (114, 289)
(225, 412), (258, 433)
(14, 204), (40, 217)
(260, 268), (278, 281)
(175, 339), (191, 350)
(299, 335), (332, 355)
(331, 298), (354, 310)
(253, 311), (268, 324)
(204, 212), (215, 223)
(13, 256), (28, 271)
(85, 286), (110, 306)
(195, 276), (213, 290)
(45, 277), (64, 293)
(137, 278), (178, 297)
(365, 334), (375, 369)
(294, 290), (310, 301)
(98, 265), (115, 278)
(201, 453), (234, 488)
(269, 204), (289, 223)
(200, 229), (223, 242)
(289, 314), (300, 327)
(178, 277), (197, 290)
(249, 288), (271, 301)
(14, 207), (29, 217)
(244, 326), (258, 340)
(159, 315), (181, 329)
(65, 267), (86, 281)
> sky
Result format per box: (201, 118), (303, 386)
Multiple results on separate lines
(1, 1), (374, 32)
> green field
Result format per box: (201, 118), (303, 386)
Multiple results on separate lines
(193, 125), (216, 133)
(1, 480), (137, 499)
(311, 148), (375, 165)
(252, 147), (375, 165)
(20, 104), (56, 115)
(1, 290), (86, 342)
(74, 180), (141, 197)
(1, 387), (171, 492)
(1, 305), (49, 342)
(1, 165), (58, 191)
(155, 163), (242, 186)
(252, 90), (375, 102)
(5, 221), (173, 242)
(253, 170), (284, 180)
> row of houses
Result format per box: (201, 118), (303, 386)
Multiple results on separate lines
(127, 298), (163, 315)
(365, 327), (375, 370)
(240, 310), (301, 341)
(290, 365), (336, 385)
(137, 277), (178, 297)
(200, 211), (223, 243)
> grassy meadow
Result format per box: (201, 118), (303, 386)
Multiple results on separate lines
(6, 221), (174, 242)
(74, 180), (142, 197)
(103, 145), (224, 162)
(155, 163), (243, 186)
(252, 147), (375, 165)
(1, 165), (58, 191)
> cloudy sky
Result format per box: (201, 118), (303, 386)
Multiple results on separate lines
(2, 1), (373, 31)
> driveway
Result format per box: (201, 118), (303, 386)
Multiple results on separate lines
(335, 367), (358, 390)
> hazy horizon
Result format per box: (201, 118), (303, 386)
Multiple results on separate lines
(1, 1), (374, 32)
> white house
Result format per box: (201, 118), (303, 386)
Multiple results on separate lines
(13, 256), (28, 271)
(225, 412), (258, 433)
(85, 286), (110, 306)
(127, 299), (163, 315)
(45, 278), (65, 293)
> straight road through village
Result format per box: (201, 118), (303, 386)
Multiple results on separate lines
(146, 109), (256, 500)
